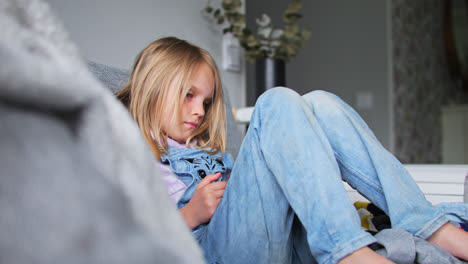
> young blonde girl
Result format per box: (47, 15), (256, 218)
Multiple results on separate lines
(117, 37), (226, 160)
(118, 36), (468, 264)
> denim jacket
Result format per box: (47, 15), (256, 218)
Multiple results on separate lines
(160, 145), (234, 238)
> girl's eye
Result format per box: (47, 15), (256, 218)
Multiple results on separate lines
(186, 93), (193, 98)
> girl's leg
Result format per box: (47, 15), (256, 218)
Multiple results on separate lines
(301, 90), (468, 239)
(200, 88), (377, 264)
(427, 222), (468, 260)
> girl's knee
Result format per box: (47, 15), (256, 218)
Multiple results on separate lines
(303, 90), (345, 111)
(256, 87), (302, 108)
(303, 90), (339, 104)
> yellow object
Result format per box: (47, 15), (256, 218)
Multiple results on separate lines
(361, 214), (372, 230)
(353, 201), (370, 210)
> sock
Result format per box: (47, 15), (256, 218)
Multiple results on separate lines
(354, 201), (370, 210)
(460, 222), (468, 232)
(367, 203), (386, 216)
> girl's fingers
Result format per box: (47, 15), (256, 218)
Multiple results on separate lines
(207, 172), (222, 180)
(197, 172), (222, 188)
(202, 184), (225, 199)
(209, 181), (227, 190)
(213, 189), (225, 198)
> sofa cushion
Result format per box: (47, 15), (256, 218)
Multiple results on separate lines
(88, 60), (130, 94)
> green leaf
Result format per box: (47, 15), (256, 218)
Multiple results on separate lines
(284, 13), (302, 23)
(224, 12), (234, 21)
(301, 29), (311, 40)
(243, 28), (253, 35)
(233, 0), (242, 9)
(247, 35), (259, 47)
(285, 1), (302, 14)
(234, 20), (245, 27)
(223, 25), (234, 34)
(284, 24), (299, 38)
(286, 44), (296, 56)
(222, 0), (235, 11)
(224, 12), (244, 28)
(205, 6), (213, 13)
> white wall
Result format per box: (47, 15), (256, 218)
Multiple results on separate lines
(246, 0), (391, 149)
(44, 0), (246, 110)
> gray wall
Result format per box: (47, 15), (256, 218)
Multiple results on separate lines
(246, 0), (391, 149)
(44, 0), (246, 111)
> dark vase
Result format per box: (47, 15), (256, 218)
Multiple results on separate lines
(255, 58), (286, 99)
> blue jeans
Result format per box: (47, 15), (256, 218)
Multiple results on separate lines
(197, 88), (468, 264)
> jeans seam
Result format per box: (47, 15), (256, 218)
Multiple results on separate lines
(253, 126), (273, 258)
(335, 152), (451, 241)
(414, 213), (448, 239)
(334, 151), (384, 194)
(320, 233), (376, 264)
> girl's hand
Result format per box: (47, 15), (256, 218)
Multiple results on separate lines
(179, 172), (227, 229)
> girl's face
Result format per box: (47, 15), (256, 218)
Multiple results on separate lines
(162, 63), (214, 144)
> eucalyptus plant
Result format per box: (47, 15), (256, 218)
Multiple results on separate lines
(205, 0), (310, 62)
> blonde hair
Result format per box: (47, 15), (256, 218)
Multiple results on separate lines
(117, 37), (226, 160)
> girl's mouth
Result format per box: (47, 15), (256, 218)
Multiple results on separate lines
(185, 122), (198, 129)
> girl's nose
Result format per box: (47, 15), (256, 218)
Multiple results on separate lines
(193, 101), (205, 117)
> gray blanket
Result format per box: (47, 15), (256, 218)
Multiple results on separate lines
(374, 228), (467, 264)
(0, 0), (204, 263)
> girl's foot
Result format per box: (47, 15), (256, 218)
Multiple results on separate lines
(428, 222), (468, 260)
